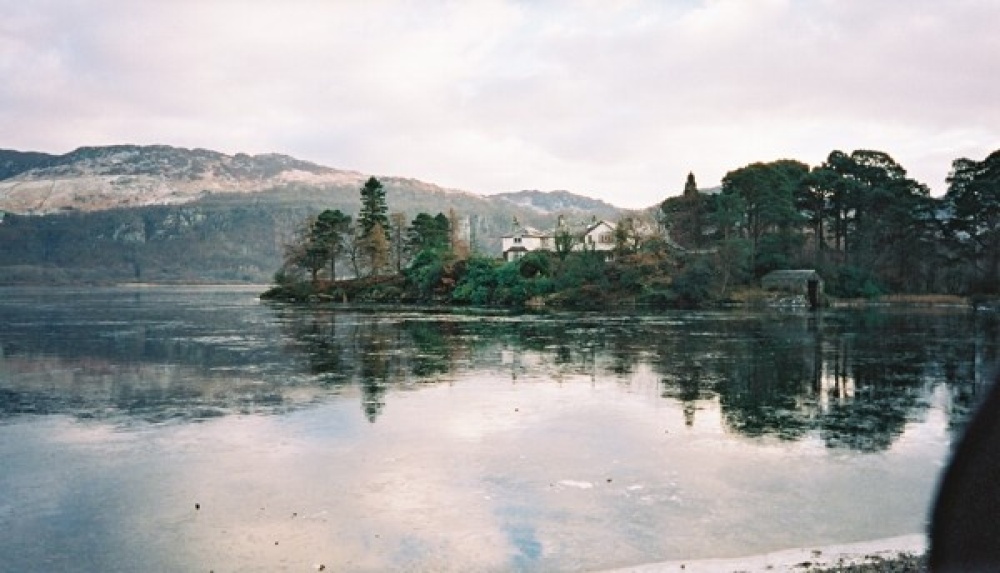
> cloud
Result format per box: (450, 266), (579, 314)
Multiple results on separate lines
(1, 0), (998, 207)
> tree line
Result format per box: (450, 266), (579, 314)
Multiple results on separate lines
(662, 148), (1000, 297)
(278, 177), (467, 282)
(268, 148), (1000, 307)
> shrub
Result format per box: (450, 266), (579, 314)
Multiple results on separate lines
(831, 266), (885, 298)
(452, 255), (500, 304)
(669, 258), (714, 307)
(518, 251), (551, 278)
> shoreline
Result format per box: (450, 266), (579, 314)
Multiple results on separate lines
(601, 535), (926, 572)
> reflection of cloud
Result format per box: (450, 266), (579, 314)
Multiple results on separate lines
(2, 298), (991, 569)
(2, 363), (959, 571)
(0, 353), (332, 422)
(449, 410), (521, 443)
(140, 400), (517, 571)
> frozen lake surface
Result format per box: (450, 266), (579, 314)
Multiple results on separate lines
(1, 286), (997, 571)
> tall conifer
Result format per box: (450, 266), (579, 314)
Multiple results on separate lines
(358, 177), (389, 237)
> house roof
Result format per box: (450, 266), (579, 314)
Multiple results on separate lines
(583, 220), (614, 235)
(502, 225), (550, 239)
(502, 218), (615, 240)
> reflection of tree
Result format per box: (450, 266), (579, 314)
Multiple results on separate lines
(606, 323), (637, 376)
(820, 391), (916, 451)
(937, 324), (980, 437)
(403, 320), (453, 378)
(650, 311), (999, 452)
(716, 323), (818, 441)
(656, 331), (726, 427)
(270, 307), (998, 447)
(356, 320), (394, 422)
(555, 344), (572, 365)
(668, 361), (713, 427)
(463, 318), (633, 380)
(277, 310), (390, 421)
(816, 321), (928, 451)
(289, 310), (348, 383)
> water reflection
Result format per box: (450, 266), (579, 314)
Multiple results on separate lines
(1, 288), (997, 453)
(271, 308), (998, 452)
(2, 288), (1000, 571)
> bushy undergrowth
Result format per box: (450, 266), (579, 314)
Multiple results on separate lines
(266, 245), (750, 309)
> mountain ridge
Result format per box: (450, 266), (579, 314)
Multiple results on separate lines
(0, 144), (626, 215)
(0, 144), (634, 285)
(490, 189), (620, 214)
(0, 144), (367, 214)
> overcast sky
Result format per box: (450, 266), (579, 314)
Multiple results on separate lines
(2, 0), (997, 208)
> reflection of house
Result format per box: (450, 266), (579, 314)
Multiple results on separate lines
(761, 269), (824, 308)
(501, 217), (617, 261)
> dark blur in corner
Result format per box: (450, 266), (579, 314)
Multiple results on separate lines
(930, 368), (1000, 571)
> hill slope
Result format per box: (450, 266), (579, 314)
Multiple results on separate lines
(491, 189), (621, 214)
(0, 145), (628, 285)
(0, 145), (367, 214)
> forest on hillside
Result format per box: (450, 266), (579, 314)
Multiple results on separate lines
(267, 148), (1000, 308)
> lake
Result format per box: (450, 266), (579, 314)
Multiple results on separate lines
(1, 286), (997, 572)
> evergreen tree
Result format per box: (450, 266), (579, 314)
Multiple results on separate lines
(944, 149), (1000, 293)
(798, 166), (838, 259)
(661, 172), (707, 248)
(822, 150), (935, 292)
(358, 177), (389, 237)
(721, 160), (807, 275)
(407, 213), (450, 254)
(683, 172), (699, 197)
(311, 209), (351, 280)
(354, 176), (391, 277)
(284, 217), (327, 283)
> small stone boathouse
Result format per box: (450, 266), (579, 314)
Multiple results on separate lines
(760, 269), (824, 308)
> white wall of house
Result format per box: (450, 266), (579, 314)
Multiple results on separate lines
(501, 220), (616, 260)
(578, 221), (616, 252)
(502, 234), (551, 253)
(502, 232), (552, 261)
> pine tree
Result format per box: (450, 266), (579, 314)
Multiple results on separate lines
(683, 172), (699, 197)
(355, 177), (390, 277)
(358, 177), (389, 237)
(363, 222), (390, 277)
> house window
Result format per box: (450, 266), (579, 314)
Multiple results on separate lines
(599, 232), (614, 244)
(514, 237), (522, 244)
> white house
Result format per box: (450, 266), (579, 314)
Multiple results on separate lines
(501, 222), (552, 261)
(579, 220), (616, 253)
(501, 217), (616, 261)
